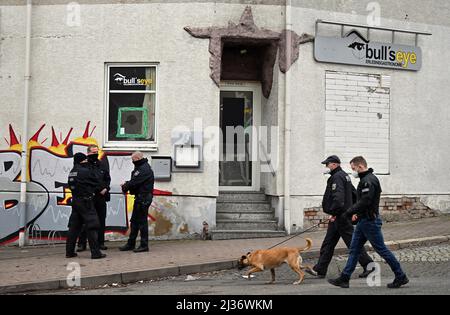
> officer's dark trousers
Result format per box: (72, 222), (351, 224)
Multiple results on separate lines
(127, 195), (152, 249)
(314, 215), (373, 276)
(66, 197), (101, 257)
(78, 195), (107, 247)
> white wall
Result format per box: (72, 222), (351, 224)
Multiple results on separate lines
(0, 2), (223, 197)
(288, 6), (450, 227)
(325, 71), (391, 174)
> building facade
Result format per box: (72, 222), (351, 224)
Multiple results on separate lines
(0, 0), (449, 244)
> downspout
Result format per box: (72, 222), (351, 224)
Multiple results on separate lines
(19, 0), (33, 247)
(283, 0), (292, 234)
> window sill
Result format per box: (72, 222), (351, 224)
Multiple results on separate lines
(102, 144), (158, 153)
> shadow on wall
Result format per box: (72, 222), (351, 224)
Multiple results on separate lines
(0, 122), (178, 246)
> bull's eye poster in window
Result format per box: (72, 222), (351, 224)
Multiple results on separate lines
(106, 64), (157, 147)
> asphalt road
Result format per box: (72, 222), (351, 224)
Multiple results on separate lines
(41, 245), (450, 295)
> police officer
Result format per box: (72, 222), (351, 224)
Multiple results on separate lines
(66, 153), (106, 260)
(306, 155), (374, 278)
(77, 145), (111, 252)
(329, 156), (409, 289)
(119, 152), (154, 253)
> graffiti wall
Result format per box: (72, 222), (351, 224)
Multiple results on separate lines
(0, 122), (185, 245)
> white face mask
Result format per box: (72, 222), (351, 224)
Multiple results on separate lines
(323, 168), (331, 175)
(352, 171), (359, 178)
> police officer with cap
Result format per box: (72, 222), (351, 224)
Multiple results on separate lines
(77, 145), (111, 252)
(306, 155), (374, 278)
(119, 152), (154, 253)
(66, 153), (106, 260)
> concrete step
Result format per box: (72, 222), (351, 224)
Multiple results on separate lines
(216, 201), (272, 212)
(216, 211), (275, 220)
(218, 192), (268, 202)
(216, 220), (278, 231)
(211, 230), (287, 240)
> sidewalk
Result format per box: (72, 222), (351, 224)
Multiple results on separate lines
(0, 216), (449, 293)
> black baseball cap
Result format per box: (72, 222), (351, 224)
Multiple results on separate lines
(321, 155), (341, 165)
(73, 153), (87, 165)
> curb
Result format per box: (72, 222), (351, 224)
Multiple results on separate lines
(1, 235), (449, 294)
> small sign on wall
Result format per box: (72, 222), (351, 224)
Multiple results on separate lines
(174, 145), (201, 168)
(171, 131), (204, 173)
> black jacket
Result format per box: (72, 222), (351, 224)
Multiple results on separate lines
(68, 163), (100, 198)
(89, 156), (111, 201)
(345, 168), (382, 219)
(122, 158), (154, 197)
(322, 166), (354, 216)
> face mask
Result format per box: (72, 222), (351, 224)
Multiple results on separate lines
(79, 160), (89, 167)
(88, 154), (99, 162)
(323, 168), (331, 175)
(352, 171), (359, 179)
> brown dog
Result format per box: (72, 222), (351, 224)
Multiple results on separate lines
(237, 238), (317, 285)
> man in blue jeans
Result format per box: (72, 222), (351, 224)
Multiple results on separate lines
(328, 156), (409, 289)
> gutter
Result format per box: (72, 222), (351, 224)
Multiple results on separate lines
(19, 0), (33, 247)
(283, 0), (293, 234)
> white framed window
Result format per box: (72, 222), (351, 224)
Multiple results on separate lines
(104, 63), (158, 150)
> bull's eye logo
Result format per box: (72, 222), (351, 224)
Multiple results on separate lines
(113, 73), (152, 86)
(114, 73), (126, 84)
(346, 30), (370, 60)
(348, 42), (365, 51)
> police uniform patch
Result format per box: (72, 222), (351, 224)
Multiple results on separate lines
(332, 183), (337, 191)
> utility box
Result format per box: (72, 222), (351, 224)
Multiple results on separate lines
(151, 156), (172, 181)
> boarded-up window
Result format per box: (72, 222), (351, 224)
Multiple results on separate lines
(325, 71), (390, 174)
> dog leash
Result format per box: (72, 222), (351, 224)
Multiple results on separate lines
(267, 218), (331, 250)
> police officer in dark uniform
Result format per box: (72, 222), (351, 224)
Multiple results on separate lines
(119, 152), (154, 253)
(66, 153), (106, 260)
(306, 155), (374, 278)
(329, 156), (409, 289)
(77, 145), (111, 252)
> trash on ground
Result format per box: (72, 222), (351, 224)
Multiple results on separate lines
(185, 275), (199, 281)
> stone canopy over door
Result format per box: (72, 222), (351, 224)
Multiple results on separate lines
(184, 6), (314, 98)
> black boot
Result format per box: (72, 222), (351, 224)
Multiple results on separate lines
(66, 253), (78, 258)
(122, 222), (139, 252)
(119, 244), (135, 251)
(91, 253), (107, 260)
(387, 275), (409, 289)
(77, 244), (87, 252)
(359, 267), (376, 278)
(133, 246), (149, 253)
(328, 275), (350, 288)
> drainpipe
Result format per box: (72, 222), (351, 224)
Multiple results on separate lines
(19, 0), (33, 247)
(283, 0), (292, 234)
